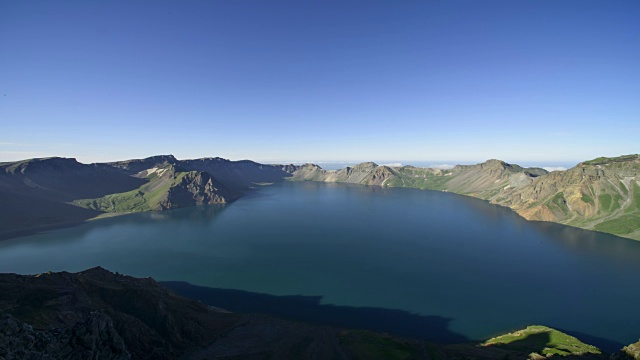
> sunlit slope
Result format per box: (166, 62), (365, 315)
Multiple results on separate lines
(291, 159), (546, 194)
(74, 164), (239, 212)
(290, 154), (640, 240)
(482, 325), (602, 358)
(492, 155), (640, 239)
(291, 162), (401, 185)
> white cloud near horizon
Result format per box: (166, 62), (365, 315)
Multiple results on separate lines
(542, 166), (567, 172)
(429, 164), (456, 170)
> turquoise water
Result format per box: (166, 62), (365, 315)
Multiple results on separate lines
(1, 181), (639, 348)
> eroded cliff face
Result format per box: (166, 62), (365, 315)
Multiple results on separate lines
(160, 171), (239, 209)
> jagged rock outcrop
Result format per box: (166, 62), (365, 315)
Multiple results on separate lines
(612, 340), (640, 359)
(160, 171), (239, 209)
(0, 312), (130, 360)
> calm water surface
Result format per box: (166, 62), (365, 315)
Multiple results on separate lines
(1, 182), (639, 347)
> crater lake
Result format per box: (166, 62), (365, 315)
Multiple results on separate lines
(1, 181), (639, 351)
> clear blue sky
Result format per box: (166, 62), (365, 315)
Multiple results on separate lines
(1, 0), (638, 166)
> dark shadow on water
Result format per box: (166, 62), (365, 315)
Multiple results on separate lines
(0, 204), (230, 243)
(0, 220), (88, 241)
(161, 281), (469, 344)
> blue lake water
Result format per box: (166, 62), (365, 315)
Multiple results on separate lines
(1, 181), (639, 349)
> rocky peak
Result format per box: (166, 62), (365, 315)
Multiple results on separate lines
(352, 162), (378, 171)
(300, 163), (323, 170)
(3, 157), (83, 175)
(108, 155), (177, 174)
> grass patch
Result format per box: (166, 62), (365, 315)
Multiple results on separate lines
(620, 181), (628, 195)
(74, 168), (189, 213)
(594, 213), (640, 235)
(550, 192), (569, 215)
(583, 154), (638, 165)
(582, 194), (594, 205)
(599, 193), (612, 211)
(483, 325), (601, 357)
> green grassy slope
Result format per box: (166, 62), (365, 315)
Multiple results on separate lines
(74, 167), (183, 212)
(482, 325), (602, 357)
(495, 155), (640, 240)
(74, 165), (239, 213)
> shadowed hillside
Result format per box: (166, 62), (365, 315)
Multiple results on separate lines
(0, 268), (618, 360)
(0, 155), (298, 239)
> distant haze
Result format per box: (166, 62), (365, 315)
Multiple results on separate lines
(272, 161), (577, 171)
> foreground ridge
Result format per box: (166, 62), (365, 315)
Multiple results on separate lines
(0, 267), (622, 359)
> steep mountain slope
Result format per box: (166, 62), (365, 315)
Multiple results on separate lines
(107, 154), (178, 174)
(291, 162), (400, 185)
(0, 267), (613, 360)
(290, 155), (640, 240)
(109, 155), (298, 192)
(0, 157), (147, 239)
(180, 157), (298, 192)
(0, 155), (296, 239)
(0, 157), (146, 201)
(2, 154), (637, 240)
(490, 155), (640, 239)
(292, 160), (546, 194)
(73, 164), (240, 212)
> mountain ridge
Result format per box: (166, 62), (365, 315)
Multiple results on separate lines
(289, 154), (640, 240)
(1, 154), (639, 240)
(0, 155), (298, 239)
